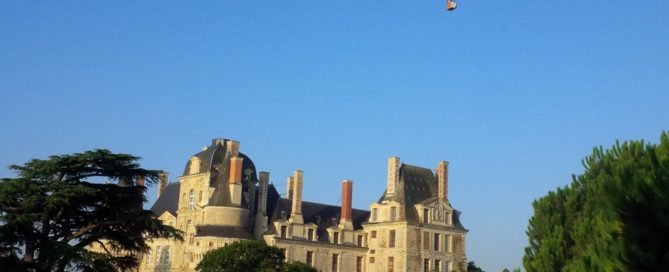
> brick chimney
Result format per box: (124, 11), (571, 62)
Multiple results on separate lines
(226, 140), (240, 157)
(157, 172), (168, 198)
(136, 175), (145, 187)
(340, 179), (353, 230)
(437, 161), (449, 200)
(387, 157), (400, 196)
(290, 170), (304, 223)
(229, 156), (244, 206)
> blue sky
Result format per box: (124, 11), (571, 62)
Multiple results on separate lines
(1, 1), (668, 271)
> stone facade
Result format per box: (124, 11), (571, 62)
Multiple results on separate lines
(137, 138), (467, 272)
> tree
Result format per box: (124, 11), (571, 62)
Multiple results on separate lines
(196, 240), (285, 272)
(282, 261), (318, 272)
(466, 261), (484, 272)
(0, 149), (182, 271)
(524, 132), (669, 271)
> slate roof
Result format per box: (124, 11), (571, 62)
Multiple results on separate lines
(378, 163), (467, 231)
(150, 182), (180, 217)
(264, 184), (371, 242)
(195, 225), (254, 239)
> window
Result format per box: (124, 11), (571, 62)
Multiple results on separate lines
(446, 261), (453, 271)
(333, 232), (339, 244)
(446, 235), (453, 253)
(388, 257), (394, 272)
(435, 260), (441, 272)
(357, 235), (363, 246)
(423, 258), (430, 272)
(281, 226), (287, 239)
(188, 190), (195, 210)
(446, 211), (452, 225)
(208, 242), (213, 248)
(356, 256), (363, 272)
(389, 230), (396, 248)
(332, 254), (339, 272)
(281, 249), (287, 259)
(390, 207), (397, 222)
(423, 208), (429, 223)
(369, 257), (375, 263)
(308, 229), (314, 241)
(423, 232), (430, 250)
(306, 251), (313, 266)
(372, 208), (378, 221)
(371, 230), (377, 238)
(199, 190), (203, 201)
(434, 233), (440, 251)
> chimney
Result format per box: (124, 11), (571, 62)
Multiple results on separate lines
(286, 176), (293, 199)
(340, 179), (354, 230)
(226, 140), (240, 157)
(157, 172), (168, 197)
(437, 161), (449, 200)
(229, 156), (244, 205)
(290, 170), (304, 223)
(387, 157), (400, 196)
(258, 172), (269, 215)
(136, 176), (145, 187)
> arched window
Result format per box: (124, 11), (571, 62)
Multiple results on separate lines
(188, 190), (195, 210)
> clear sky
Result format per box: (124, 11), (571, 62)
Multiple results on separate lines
(1, 1), (668, 271)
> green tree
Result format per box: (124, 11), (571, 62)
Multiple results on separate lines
(283, 261), (318, 272)
(0, 149), (182, 271)
(523, 132), (669, 271)
(467, 261), (485, 272)
(196, 240), (284, 272)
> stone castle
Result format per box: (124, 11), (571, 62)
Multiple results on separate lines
(139, 138), (467, 271)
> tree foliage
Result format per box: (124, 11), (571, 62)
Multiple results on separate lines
(196, 240), (285, 272)
(466, 261), (485, 272)
(524, 132), (669, 271)
(0, 149), (182, 271)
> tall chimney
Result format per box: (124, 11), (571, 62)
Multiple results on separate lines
(387, 157), (400, 196)
(290, 170), (304, 223)
(226, 140), (240, 157)
(340, 179), (354, 230)
(229, 156), (244, 205)
(286, 176), (293, 199)
(437, 161), (449, 200)
(157, 172), (168, 198)
(136, 176), (145, 187)
(258, 172), (269, 215)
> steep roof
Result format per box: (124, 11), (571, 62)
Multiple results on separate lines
(150, 182), (180, 216)
(265, 185), (370, 242)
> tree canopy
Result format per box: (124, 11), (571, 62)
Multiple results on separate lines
(196, 240), (316, 272)
(0, 149), (182, 271)
(523, 132), (669, 271)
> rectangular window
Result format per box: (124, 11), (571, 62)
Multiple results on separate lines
(371, 230), (377, 238)
(388, 257), (394, 272)
(446, 261), (452, 271)
(281, 226), (287, 239)
(434, 233), (440, 251)
(446, 235), (452, 253)
(389, 230), (396, 248)
(332, 254), (339, 272)
(424, 258), (430, 272)
(372, 208), (378, 221)
(435, 260), (441, 272)
(423, 208), (429, 223)
(423, 232), (430, 250)
(357, 235), (363, 246)
(281, 249), (287, 260)
(369, 257), (375, 263)
(356, 256), (363, 272)
(390, 207), (397, 222)
(333, 232), (339, 244)
(308, 229), (314, 241)
(306, 251), (313, 267)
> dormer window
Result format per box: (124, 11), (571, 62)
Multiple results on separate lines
(390, 207), (397, 222)
(308, 229), (314, 241)
(333, 232), (339, 244)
